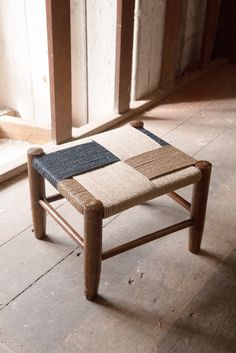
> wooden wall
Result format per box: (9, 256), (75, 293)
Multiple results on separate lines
(0, 0), (50, 124)
(131, 0), (166, 100)
(0, 0), (222, 144)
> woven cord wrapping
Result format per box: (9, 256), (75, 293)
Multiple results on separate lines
(32, 126), (201, 218)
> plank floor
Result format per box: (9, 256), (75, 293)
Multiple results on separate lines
(0, 63), (236, 353)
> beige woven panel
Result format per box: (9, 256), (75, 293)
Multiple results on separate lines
(63, 166), (202, 218)
(74, 161), (157, 218)
(92, 125), (160, 159)
(57, 179), (97, 214)
(125, 146), (196, 179)
(151, 166), (202, 194)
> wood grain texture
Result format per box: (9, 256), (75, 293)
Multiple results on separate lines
(0, 116), (51, 143)
(46, 0), (72, 144)
(114, 0), (135, 113)
(27, 148), (46, 239)
(0, 159), (27, 185)
(131, 0), (167, 100)
(189, 161), (212, 253)
(84, 201), (103, 300)
(39, 199), (84, 247)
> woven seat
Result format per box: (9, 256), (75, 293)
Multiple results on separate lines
(27, 120), (212, 301)
(32, 124), (201, 218)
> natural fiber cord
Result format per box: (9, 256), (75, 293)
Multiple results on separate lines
(57, 179), (97, 214)
(92, 125), (160, 159)
(32, 141), (120, 187)
(138, 127), (169, 146)
(73, 162), (201, 218)
(125, 146), (196, 179)
(31, 125), (202, 218)
(74, 161), (157, 218)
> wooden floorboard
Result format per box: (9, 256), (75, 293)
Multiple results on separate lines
(0, 63), (236, 353)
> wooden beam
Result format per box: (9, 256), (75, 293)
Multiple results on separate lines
(0, 158), (27, 185)
(176, 0), (189, 78)
(0, 116), (51, 144)
(160, 0), (185, 90)
(114, 0), (135, 114)
(46, 0), (72, 144)
(200, 0), (221, 69)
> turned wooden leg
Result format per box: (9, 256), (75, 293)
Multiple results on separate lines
(84, 200), (103, 301)
(189, 161), (212, 253)
(27, 147), (46, 239)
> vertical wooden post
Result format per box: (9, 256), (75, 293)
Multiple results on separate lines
(114, 0), (135, 114)
(176, 0), (189, 77)
(200, 0), (221, 69)
(84, 200), (103, 301)
(46, 0), (72, 144)
(189, 161), (212, 254)
(27, 148), (46, 239)
(160, 0), (185, 90)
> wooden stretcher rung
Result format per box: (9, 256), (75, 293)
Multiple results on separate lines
(102, 219), (194, 260)
(46, 193), (65, 203)
(167, 191), (191, 211)
(39, 199), (84, 248)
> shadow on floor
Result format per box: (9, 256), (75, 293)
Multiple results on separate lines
(154, 247), (236, 353)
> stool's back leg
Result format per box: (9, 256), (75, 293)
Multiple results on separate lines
(189, 161), (212, 253)
(27, 148), (46, 239)
(84, 201), (103, 301)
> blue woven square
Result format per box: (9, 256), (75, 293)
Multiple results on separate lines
(138, 127), (169, 147)
(32, 141), (120, 187)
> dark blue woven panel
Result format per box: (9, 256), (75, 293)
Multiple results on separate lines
(32, 142), (120, 188)
(138, 127), (169, 147)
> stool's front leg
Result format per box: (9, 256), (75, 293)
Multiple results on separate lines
(84, 200), (103, 301)
(27, 148), (46, 239)
(189, 161), (212, 253)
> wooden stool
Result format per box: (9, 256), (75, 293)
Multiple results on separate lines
(27, 121), (211, 301)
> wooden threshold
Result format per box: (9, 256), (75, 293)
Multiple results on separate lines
(0, 155), (28, 184)
(0, 116), (51, 144)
